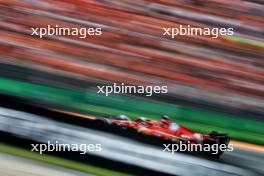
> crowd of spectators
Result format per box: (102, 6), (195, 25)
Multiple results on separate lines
(0, 0), (263, 113)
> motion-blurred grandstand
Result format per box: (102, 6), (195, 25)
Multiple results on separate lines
(1, 0), (264, 111)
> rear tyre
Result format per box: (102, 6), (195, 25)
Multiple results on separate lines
(204, 131), (230, 157)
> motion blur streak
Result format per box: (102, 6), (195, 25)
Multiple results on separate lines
(0, 0), (264, 111)
(0, 0), (264, 176)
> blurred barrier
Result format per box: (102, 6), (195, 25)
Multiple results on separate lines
(0, 77), (263, 145)
(0, 61), (262, 120)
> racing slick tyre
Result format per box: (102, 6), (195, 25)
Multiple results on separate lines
(203, 131), (230, 157)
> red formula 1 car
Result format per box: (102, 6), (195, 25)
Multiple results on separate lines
(98, 115), (230, 157)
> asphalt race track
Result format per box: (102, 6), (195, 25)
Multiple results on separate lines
(221, 148), (264, 175)
(0, 107), (263, 176)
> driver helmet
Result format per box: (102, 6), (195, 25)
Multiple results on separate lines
(160, 115), (171, 125)
(117, 114), (130, 121)
(161, 115), (170, 120)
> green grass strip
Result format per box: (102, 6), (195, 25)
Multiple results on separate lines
(0, 143), (129, 176)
